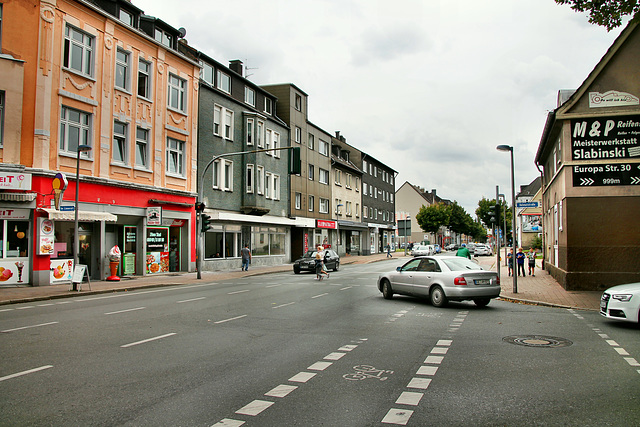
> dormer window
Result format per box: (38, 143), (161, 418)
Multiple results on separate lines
(119, 9), (133, 26)
(154, 28), (174, 49)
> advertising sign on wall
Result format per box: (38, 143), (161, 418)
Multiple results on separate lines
(571, 115), (640, 161)
(0, 172), (32, 190)
(37, 217), (54, 255)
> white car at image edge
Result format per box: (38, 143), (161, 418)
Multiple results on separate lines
(600, 282), (640, 323)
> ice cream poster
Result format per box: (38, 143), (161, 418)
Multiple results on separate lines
(51, 259), (74, 283)
(51, 173), (68, 210)
(38, 217), (54, 255)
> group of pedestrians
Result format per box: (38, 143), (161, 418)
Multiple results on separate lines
(314, 246), (330, 281)
(507, 247), (537, 277)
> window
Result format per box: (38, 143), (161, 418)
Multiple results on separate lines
(113, 121), (127, 164)
(363, 182), (368, 195)
(319, 139), (329, 156)
(246, 164), (254, 193)
(213, 105), (234, 140)
(256, 165), (264, 195)
(118, 9), (133, 25)
(154, 28), (173, 48)
(308, 164), (314, 181)
(166, 137), (184, 176)
(295, 126), (302, 144)
(363, 205), (368, 218)
(246, 118), (254, 146)
(213, 159), (233, 191)
(64, 25), (94, 77)
(0, 91), (4, 148)
(59, 106), (91, 156)
(265, 129), (272, 154)
(217, 70), (231, 93)
(168, 73), (186, 112)
(225, 110), (233, 139)
(295, 93), (302, 111)
(308, 133), (315, 150)
(257, 120), (264, 147)
(137, 59), (151, 98)
(308, 195), (314, 212)
(355, 177), (360, 191)
(319, 168), (329, 184)
(135, 127), (149, 168)
(346, 201), (352, 217)
(264, 98), (272, 115)
(295, 192), (301, 210)
(335, 199), (342, 215)
(115, 48), (129, 90)
(319, 198), (329, 214)
(273, 132), (280, 158)
(335, 169), (342, 185)
(245, 87), (255, 106)
(356, 203), (360, 217)
(265, 172), (271, 199)
(272, 174), (280, 200)
(201, 62), (214, 85)
(346, 173), (352, 189)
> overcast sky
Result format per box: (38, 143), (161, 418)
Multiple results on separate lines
(133, 0), (626, 215)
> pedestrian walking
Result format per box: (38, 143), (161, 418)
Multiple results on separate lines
(241, 244), (251, 271)
(386, 243), (392, 258)
(527, 247), (537, 276)
(456, 243), (471, 259)
(507, 248), (514, 276)
(315, 246), (329, 280)
(516, 247), (526, 277)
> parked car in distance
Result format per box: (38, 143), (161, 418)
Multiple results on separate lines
(466, 243), (476, 254)
(377, 255), (501, 307)
(411, 245), (433, 257)
(474, 244), (493, 256)
(444, 244), (459, 252)
(293, 249), (340, 274)
(600, 282), (640, 323)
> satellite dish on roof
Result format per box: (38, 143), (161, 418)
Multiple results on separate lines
(178, 27), (187, 38)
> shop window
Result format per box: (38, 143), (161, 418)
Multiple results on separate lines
(204, 225), (240, 259)
(250, 226), (285, 256)
(2, 221), (29, 258)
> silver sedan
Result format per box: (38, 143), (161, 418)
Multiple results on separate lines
(377, 256), (501, 307)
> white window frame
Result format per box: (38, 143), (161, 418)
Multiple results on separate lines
(308, 195), (314, 212)
(319, 139), (329, 156)
(137, 58), (152, 99)
(115, 48), (130, 91)
(335, 169), (341, 185)
(135, 127), (149, 169)
(295, 192), (301, 210)
(308, 133), (314, 150)
(264, 98), (273, 115)
(168, 73), (186, 113)
(295, 126), (302, 144)
(246, 164), (254, 193)
(308, 164), (314, 181)
(112, 120), (128, 165)
(355, 177), (360, 192)
(272, 174), (280, 200)
(273, 131), (280, 158)
(246, 118), (254, 146)
(213, 104), (234, 141)
(319, 198), (329, 214)
(256, 165), (264, 195)
(245, 87), (255, 107)
(64, 25), (94, 77)
(201, 62), (214, 86)
(217, 70), (231, 94)
(224, 110), (233, 140)
(166, 137), (185, 177)
(265, 129), (272, 154)
(59, 106), (92, 157)
(319, 168), (329, 185)
(213, 159), (233, 191)
(257, 120), (264, 148)
(265, 172), (272, 199)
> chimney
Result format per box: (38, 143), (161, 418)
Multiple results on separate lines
(229, 60), (243, 76)
(431, 189), (436, 197)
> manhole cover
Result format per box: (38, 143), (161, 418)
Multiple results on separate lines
(503, 335), (573, 348)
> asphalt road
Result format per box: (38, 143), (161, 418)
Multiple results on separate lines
(1, 259), (638, 426)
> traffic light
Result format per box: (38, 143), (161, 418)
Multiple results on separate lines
(201, 213), (213, 233)
(288, 146), (301, 175)
(195, 202), (205, 213)
(488, 212), (496, 224)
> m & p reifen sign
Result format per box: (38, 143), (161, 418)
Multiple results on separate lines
(571, 115), (640, 187)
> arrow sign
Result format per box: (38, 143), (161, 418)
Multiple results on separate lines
(631, 177), (640, 184)
(580, 178), (595, 186)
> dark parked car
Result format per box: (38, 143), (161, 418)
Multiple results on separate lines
(293, 249), (340, 274)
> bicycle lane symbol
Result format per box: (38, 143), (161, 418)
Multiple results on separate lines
(343, 365), (394, 381)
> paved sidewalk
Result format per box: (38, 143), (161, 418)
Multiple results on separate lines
(0, 251), (602, 310)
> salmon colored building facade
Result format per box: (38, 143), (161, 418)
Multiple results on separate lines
(0, 0), (199, 286)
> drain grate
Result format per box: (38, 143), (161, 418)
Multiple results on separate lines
(503, 335), (573, 348)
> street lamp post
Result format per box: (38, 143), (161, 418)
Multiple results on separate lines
(496, 144), (517, 293)
(495, 185), (500, 283)
(73, 144), (92, 291)
(404, 214), (410, 256)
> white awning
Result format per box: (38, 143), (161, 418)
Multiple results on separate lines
(0, 192), (37, 202)
(39, 208), (118, 222)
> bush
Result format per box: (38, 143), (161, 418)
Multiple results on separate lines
(530, 235), (542, 250)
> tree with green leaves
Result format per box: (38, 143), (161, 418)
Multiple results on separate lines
(415, 203), (450, 235)
(447, 202), (473, 236)
(555, 0), (640, 31)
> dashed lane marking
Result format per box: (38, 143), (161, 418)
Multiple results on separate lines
(2, 321), (59, 333)
(0, 365), (53, 382)
(235, 400), (274, 416)
(214, 315), (247, 324)
(120, 332), (176, 348)
(382, 408), (414, 425)
(264, 384), (297, 398)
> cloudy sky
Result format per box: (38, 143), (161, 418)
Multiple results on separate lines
(134, 0), (626, 214)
